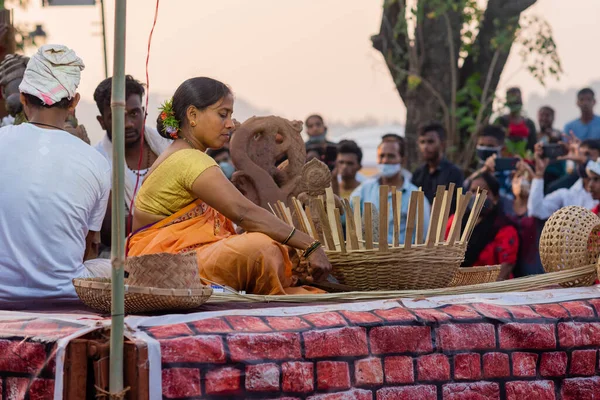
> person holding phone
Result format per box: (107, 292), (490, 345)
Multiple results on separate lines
(527, 142), (598, 220)
(465, 125), (514, 198)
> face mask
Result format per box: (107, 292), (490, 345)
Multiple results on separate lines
(377, 163), (401, 178)
(307, 134), (327, 144)
(219, 161), (235, 180)
(476, 146), (501, 163)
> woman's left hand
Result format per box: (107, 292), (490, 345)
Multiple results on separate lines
(306, 248), (332, 282)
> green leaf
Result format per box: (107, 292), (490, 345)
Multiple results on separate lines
(407, 74), (422, 90)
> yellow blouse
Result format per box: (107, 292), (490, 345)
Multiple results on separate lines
(135, 149), (218, 216)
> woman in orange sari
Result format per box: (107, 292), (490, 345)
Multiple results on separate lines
(128, 77), (331, 295)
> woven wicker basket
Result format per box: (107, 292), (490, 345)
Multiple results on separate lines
(125, 252), (202, 289)
(448, 265), (502, 287)
(539, 206), (600, 287)
(328, 243), (466, 291)
(272, 184), (486, 291)
(73, 277), (212, 314)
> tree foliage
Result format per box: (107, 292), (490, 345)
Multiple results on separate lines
(372, 0), (562, 168)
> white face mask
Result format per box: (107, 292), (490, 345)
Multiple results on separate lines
(377, 163), (401, 178)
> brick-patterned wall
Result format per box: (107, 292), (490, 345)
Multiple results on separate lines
(0, 318), (84, 400)
(148, 299), (600, 399)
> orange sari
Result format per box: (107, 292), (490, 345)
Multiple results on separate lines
(128, 199), (322, 295)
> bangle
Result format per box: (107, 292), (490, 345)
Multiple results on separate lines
(302, 240), (322, 259)
(282, 227), (296, 245)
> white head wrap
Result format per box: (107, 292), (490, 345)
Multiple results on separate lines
(586, 159), (600, 178)
(19, 44), (85, 105)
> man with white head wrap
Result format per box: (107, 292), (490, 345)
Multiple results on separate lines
(0, 44), (111, 306)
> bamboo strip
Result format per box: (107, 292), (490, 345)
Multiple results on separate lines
(461, 190), (482, 243)
(268, 203), (277, 217)
(281, 201), (295, 228)
(364, 202), (374, 250)
(392, 188), (399, 248)
(416, 191), (425, 245)
(425, 185), (446, 247)
(447, 192), (472, 245)
(352, 197), (364, 250)
(404, 191), (418, 249)
(270, 202), (284, 221)
(437, 183), (455, 243)
(343, 199), (360, 251)
(379, 185), (389, 252)
(325, 187), (340, 251)
(207, 264), (598, 303)
(334, 208), (347, 254)
(291, 198), (309, 234)
(304, 204), (323, 245)
(395, 190), (402, 248)
(315, 198), (336, 251)
(465, 189), (488, 243)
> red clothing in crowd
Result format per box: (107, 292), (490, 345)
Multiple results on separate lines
(446, 214), (519, 267)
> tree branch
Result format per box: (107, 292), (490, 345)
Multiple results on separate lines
(461, 48), (501, 168)
(389, 63), (451, 137)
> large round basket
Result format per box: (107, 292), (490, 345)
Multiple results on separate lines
(328, 243), (466, 291)
(448, 265), (501, 287)
(539, 206), (600, 287)
(73, 278), (212, 314)
(125, 252), (201, 289)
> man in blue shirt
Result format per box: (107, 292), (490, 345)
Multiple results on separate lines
(564, 88), (600, 140)
(351, 137), (430, 244)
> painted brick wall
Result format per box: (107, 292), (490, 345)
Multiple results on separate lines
(149, 299), (600, 399)
(0, 318), (83, 400)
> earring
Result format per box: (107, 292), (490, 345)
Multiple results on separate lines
(190, 121), (197, 127)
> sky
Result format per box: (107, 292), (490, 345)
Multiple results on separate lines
(11, 0), (600, 143)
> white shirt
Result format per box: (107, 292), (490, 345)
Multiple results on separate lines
(0, 123), (111, 302)
(527, 177), (598, 220)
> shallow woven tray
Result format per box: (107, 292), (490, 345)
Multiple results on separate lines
(539, 206), (600, 287)
(73, 278), (212, 314)
(328, 243), (466, 291)
(125, 252), (201, 288)
(448, 265), (501, 287)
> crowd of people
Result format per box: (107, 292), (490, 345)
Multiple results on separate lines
(2, 43), (600, 304)
(307, 86), (600, 281)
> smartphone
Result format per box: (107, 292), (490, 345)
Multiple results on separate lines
(495, 157), (520, 172)
(542, 143), (568, 159)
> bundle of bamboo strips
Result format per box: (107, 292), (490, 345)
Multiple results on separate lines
(270, 184), (487, 291)
(207, 264), (597, 303)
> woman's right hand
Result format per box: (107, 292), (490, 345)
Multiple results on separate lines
(306, 247), (332, 282)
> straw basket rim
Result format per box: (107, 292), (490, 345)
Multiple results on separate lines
(448, 264), (502, 287)
(72, 277), (212, 314)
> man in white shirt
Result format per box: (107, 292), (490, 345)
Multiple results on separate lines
(0, 45), (111, 304)
(528, 143), (597, 220)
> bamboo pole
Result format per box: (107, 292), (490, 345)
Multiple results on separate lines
(378, 185), (389, 251)
(109, 0), (127, 395)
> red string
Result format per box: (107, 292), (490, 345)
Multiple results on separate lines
(125, 0), (160, 255)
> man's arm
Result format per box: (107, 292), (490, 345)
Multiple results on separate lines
(528, 178), (572, 219)
(84, 231), (101, 261)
